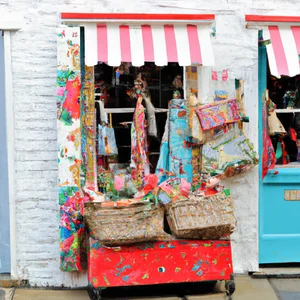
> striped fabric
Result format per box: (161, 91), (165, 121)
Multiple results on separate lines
(263, 26), (300, 77)
(84, 24), (215, 67)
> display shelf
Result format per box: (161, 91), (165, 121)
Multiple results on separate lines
(275, 109), (300, 113)
(275, 162), (300, 168)
(105, 108), (169, 113)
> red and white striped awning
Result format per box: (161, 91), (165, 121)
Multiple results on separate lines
(83, 23), (215, 67)
(245, 15), (300, 77)
(263, 26), (300, 77)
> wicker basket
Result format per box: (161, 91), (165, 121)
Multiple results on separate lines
(84, 201), (170, 246)
(166, 191), (236, 240)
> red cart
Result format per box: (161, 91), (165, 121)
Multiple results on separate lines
(87, 237), (235, 299)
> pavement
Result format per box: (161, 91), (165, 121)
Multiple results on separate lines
(1, 275), (300, 299)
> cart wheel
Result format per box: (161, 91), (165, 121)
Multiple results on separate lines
(225, 280), (235, 300)
(87, 284), (102, 300)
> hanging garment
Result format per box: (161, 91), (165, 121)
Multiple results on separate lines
(276, 138), (290, 165)
(143, 93), (157, 138)
(168, 99), (193, 183)
(268, 111), (286, 136)
(98, 100), (108, 124)
(262, 99), (276, 178)
(155, 111), (170, 184)
(130, 96), (150, 185)
(294, 113), (300, 132)
(267, 98), (286, 136)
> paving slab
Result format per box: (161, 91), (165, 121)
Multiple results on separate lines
(103, 297), (181, 299)
(13, 289), (90, 300)
(231, 276), (278, 300)
(113, 297), (182, 300)
(0, 288), (14, 300)
(269, 278), (300, 300)
(185, 293), (224, 299)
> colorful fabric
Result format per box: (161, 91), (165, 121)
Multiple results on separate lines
(202, 124), (258, 179)
(57, 27), (87, 271)
(195, 99), (240, 130)
(155, 141), (169, 184)
(59, 186), (88, 272)
(157, 178), (191, 205)
(262, 99), (276, 178)
(155, 111), (170, 184)
(168, 99), (193, 183)
(82, 66), (97, 191)
(276, 138), (290, 165)
(130, 97), (150, 186)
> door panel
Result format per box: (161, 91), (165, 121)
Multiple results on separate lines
(260, 168), (300, 263)
(0, 31), (10, 273)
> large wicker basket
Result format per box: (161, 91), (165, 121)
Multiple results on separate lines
(166, 191), (236, 240)
(84, 201), (170, 246)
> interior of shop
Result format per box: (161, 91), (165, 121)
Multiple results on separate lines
(94, 62), (184, 189)
(267, 64), (300, 167)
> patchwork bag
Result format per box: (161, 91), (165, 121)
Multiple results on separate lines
(195, 99), (240, 131)
(202, 124), (258, 179)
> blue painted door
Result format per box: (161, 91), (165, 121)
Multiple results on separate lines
(259, 33), (300, 264)
(0, 31), (10, 273)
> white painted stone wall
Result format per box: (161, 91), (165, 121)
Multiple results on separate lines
(2, 0), (300, 288)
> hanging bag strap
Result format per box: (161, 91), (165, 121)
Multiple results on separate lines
(109, 113), (113, 128)
(98, 99), (108, 125)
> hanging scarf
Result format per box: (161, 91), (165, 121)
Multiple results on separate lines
(262, 98), (276, 178)
(130, 96), (150, 186)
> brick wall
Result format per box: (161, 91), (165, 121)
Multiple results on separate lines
(4, 0), (300, 287)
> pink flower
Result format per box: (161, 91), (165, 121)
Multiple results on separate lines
(114, 175), (125, 192)
(57, 87), (66, 96)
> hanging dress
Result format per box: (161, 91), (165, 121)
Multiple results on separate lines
(130, 96), (150, 186)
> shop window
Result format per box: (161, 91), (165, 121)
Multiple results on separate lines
(94, 62), (183, 180)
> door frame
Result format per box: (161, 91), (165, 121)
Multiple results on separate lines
(258, 30), (267, 264)
(0, 13), (24, 277)
(258, 30), (300, 264)
(2, 30), (16, 277)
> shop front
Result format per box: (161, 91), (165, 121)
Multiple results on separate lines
(57, 13), (258, 296)
(246, 15), (300, 264)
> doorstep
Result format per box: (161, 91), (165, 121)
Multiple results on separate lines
(269, 278), (300, 300)
(0, 275), (26, 288)
(252, 268), (300, 278)
(185, 293), (224, 299)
